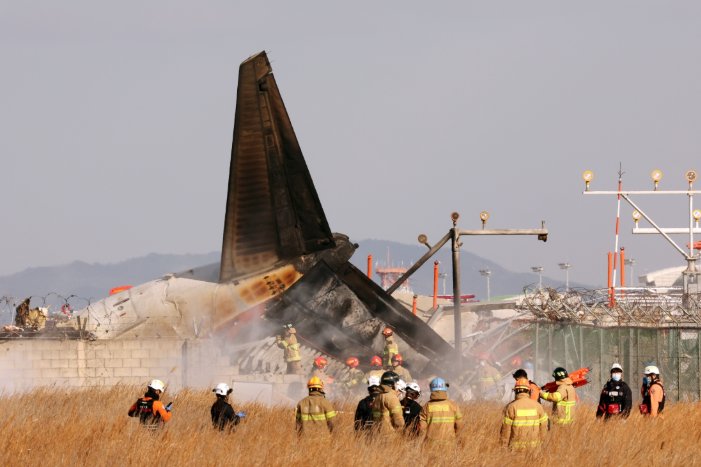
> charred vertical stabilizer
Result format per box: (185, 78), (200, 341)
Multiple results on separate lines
(220, 51), (334, 282)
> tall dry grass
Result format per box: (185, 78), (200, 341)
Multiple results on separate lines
(0, 385), (697, 466)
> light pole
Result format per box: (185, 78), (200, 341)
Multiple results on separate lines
(558, 262), (572, 291)
(438, 272), (448, 295)
(479, 269), (491, 301)
(624, 258), (636, 286)
(531, 266), (544, 290)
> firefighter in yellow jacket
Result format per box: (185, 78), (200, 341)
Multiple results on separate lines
(418, 377), (463, 445)
(295, 376), (336, 437)
(371, 371), (405, 434)
(501, 380), (548, 449)
(276, 324), (302, 374)
(539, 367), (576, 425)
(382, 327), (399, 368)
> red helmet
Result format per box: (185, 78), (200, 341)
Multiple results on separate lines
(391, 353), (403, 365)
(314, 356), (328, 369)
(382, 327), (394, 337)
(370, 355), (383, 367)
(345, 357), (359, 368)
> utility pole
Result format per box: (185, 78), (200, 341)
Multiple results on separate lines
(531, 266), (544, 290)
(624, 257), (636, 286)
(479, 269), (491, 301)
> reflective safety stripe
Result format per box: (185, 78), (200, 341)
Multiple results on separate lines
(298, 413), (329, 421)
(516, 409), (537, 417)
(429, 416), (456, 423)
(503, 417), (547, 427)
(428, 404), (450, 412)
(325, 411), (337, 419)
(390, 406), (403, 414)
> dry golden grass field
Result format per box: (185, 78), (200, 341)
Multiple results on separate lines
(0, 385), (698, 466)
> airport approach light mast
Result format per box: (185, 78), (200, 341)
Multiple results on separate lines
(582, 168), (701, 301)
(385, 211), (548, 372)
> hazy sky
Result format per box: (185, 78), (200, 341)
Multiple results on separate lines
(2, 1), (700, 287)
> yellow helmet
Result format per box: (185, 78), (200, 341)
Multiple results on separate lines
(307, 376), (324, 390)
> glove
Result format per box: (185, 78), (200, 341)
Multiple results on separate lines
(236, 411), (246, 418)
(165, 402), (173, 412)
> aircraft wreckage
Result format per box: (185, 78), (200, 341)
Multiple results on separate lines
(51, 51), (454, 377)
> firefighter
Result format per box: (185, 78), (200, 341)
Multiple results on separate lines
(476, 355), (503, 400)
(342, 356), (365, 394)
(500, 380), (548, 450)
(371, 371), (405, 434)
(365, 355), (385, 383)
(276, 324), (302, 375)
(402, 381), (422, 437)
(512, 368), (540, 402)
(355, 375), (381, 431)
(211, 383), (245, 431)
(539, 367), (576, 426)
(391, 354), (412, 382)
(128, 379), (172, 429)
(311, 356), (334, 388)
(596, 363), (633, 419)
(295, 376), (337, 437)
(640, 365), (665, 418)
(418, 377), (463, 445)
(382, 327), (399, 368)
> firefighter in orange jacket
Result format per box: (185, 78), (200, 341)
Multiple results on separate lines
(501, 380), (548, 449)
(640, 365), (665, 418)
(512, 368), (540, 402)
(539, 367), (576, 425)
(371, 371), (405, 434)
(418, 377), (463, 445)
(128, 379), (172, 428)
(295, 376), (337, 437)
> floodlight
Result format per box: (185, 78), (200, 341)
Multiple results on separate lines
(693, 209), (701, 222)
(651, 169), (663, 190)
(632, 210), (641, 227)
(479, 211), (490, 228)
(582, 170), (594, 191)
(686, 169), (697, 184)
(418, 234), (428, 245)
(450, 212), (460, 225)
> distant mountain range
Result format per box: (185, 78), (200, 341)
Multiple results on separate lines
(0, 240), (591, 306)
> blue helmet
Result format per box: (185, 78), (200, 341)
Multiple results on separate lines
(429, 377), (448, 391)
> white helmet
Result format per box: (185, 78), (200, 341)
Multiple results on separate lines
(148, 379), (165, 392)
(396, 379), (407, 393)
(644, 365), (660, 375)
(406, 381), (421, 395)
(611, 363), (623, 372)
(367, 376), (381, 388)
(213, 382), (232, 396)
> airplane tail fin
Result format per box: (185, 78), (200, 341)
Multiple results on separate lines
(220, 52), (334, 282)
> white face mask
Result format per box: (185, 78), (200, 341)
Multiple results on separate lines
(611, 373), (622, 382)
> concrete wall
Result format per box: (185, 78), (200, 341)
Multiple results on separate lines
(0, 338), (305, 399)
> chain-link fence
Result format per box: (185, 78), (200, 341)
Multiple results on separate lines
(513, 321), (701, 403)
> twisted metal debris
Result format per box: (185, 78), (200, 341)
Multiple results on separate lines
(517, 286), (701, 327)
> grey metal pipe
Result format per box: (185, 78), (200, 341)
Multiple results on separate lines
(452, 227), (462, 371)
(386, 231), (452, 295)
